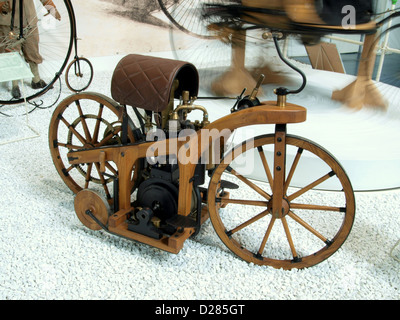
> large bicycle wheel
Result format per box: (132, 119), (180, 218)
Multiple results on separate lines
(158, 0), (229, 39)
(208, 134), (355, 269)
(0, 0), (74, 105)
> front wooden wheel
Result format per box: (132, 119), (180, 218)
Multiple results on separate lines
(49, 92), (139, 203)
(208, 134), (355, 269)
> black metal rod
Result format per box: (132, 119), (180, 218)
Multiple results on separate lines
(10, 0), (16, 31)
(273, 35), (307, 95)
(18, 0), (23, 39)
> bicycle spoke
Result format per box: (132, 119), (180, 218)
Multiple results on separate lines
(290, 203), (345, 212)
(287, 171), (336, 201)
(288, 211), (329, 243)
(92, 104), (104, 144)
(96, 126), (122, 147)
(84, 163), (94, 189)
(56, 142), (86, 150)
(281, 216), (299, 260)
(218, 198), (268, 207)
(59, 115), (87, 145)
(257, 216), (276, 257)
(227, 209), (270, 237)
(94, 163), (111, 199)
(257, 146), (274, 187)
(105, 162), (118, 176)
(226, 166), (271, 200)
(75, 100), (92, 142)
(284, 147), (303, 194)
(63, 164), (76, 175)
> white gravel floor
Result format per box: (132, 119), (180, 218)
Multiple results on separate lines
(0, 59), (399, 300)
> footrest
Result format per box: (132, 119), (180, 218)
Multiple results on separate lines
(166, 215), (197, 228)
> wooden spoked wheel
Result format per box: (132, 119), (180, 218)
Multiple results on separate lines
(49, 92), (139, 204)
(208, 134), (355, 269)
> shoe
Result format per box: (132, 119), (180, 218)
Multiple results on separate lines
(31, 79), (47, 89)
(12, 86), (21, 99)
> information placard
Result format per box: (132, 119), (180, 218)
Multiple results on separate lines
(0, 52), (33, 83)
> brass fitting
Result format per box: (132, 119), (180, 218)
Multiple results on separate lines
(170, 91), (209, 128)
(277, 94), (287, 108)
(274, 87), (289, 108)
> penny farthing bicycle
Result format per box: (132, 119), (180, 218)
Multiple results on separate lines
(0, 0), (93, 107)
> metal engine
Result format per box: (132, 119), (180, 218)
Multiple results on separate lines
(127, 85), (209, 240)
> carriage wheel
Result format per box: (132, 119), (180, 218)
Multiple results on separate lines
(208, 134), (355, 269)
(49, 92), (140, 204)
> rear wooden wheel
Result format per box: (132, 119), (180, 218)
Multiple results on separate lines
(208, 134), (355, 269)
(49, 92), (139, 203)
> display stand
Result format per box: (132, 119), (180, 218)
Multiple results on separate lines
(0, 52), (40, 146)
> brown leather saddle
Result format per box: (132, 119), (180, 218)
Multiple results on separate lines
(111, 54), (199, 113)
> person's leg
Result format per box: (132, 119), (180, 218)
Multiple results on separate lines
(22, 26), (46, 89)
(29, 61), (47, 89)
(0, 25), (22, 98)
(11, 80), (21, 99)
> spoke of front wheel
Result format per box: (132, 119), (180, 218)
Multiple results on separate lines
(284, 147), (303, 194)
(290, 203), (345, 212)
(281, 216), (299, 260)
(287, 211), (329, 243)
(218, 198), (269, 207)
(257, 146), (274, 187)
(226, 209), (270, 237)
(257, 216), (276, 257)
(287, 171), (336, 201)
(226, 166), (271, 200)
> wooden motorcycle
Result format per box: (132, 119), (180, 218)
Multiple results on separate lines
(49, 35), (355, 270)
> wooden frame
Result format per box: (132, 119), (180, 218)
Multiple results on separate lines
(67, 99), (307, 254)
